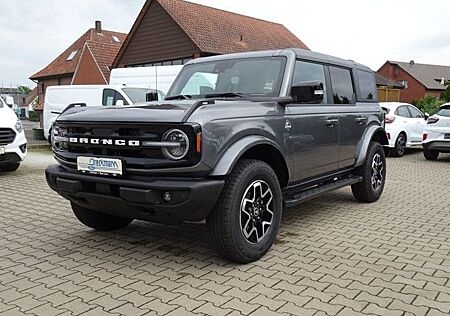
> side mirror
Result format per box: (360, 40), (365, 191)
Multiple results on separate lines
(424, 112), (430, 120)
(146, 92), (159, 102)
(115, 99), (125, 106)
(290, 81), (324, 104)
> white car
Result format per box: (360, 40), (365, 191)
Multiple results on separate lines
(423, 103), (450, 160)
(0, 98), (27, 172)
(43, 85), (165, 141)
(381, 102), (428, 157)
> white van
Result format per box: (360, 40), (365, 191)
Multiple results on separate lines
(110, 65), (183, 94)
(0, 97), (27, 172)
(43, 85), (163, 140)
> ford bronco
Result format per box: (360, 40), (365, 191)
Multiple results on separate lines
(46, 49), (388, 263)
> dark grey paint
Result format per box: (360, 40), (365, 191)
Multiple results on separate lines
(56, 48), (386, 186)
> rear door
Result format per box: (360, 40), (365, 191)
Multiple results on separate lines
(328, 66), (367, 168)
(407, 105), (426, 143)
(287, 60), (340, 181)
(395, 105), (414, 142)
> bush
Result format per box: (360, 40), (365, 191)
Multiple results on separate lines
(28, 110), (40, 122)
(412, 96), (444, 115)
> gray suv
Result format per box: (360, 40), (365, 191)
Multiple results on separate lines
(46, 49), (388, 263)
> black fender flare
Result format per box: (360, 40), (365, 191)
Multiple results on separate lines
(210, 135), (289, 177)
(355, 126), (388, 167)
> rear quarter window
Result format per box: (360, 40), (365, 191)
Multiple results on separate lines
(356, 70), (377, 101)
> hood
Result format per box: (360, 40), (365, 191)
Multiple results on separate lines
(56, 101), (196, 124)
(0, 106), (18, 128)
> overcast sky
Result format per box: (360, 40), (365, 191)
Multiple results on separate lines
(0, 0), (449, 88)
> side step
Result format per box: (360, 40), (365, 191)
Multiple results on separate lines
(284, 176), (362, 209)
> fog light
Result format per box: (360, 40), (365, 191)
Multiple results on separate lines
(162, 192), (171, 203)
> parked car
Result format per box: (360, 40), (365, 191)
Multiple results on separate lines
(43, 85), (165, 141)
(423, 103), (450, 160)
(46, 48), (388, 263)
(381, 102), (428, 157)
(0, 97), (27, 172)
(109, 65), (183, 94)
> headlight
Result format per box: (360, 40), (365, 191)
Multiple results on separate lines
(162, 129), (190, 160)
(15, 120), (23, 133)
(52, 125), (68, 151)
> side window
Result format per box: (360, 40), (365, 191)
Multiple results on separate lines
(329, 66), (354, 104)
(408, 106), (423, 118)
(103, 89), (116, 106)
(115, 92), (127, 105)
(356, 70), (376, 100)
(395, 106), (411, 118)
(293, 61), (328, 103)
(102, 89), (129, 106)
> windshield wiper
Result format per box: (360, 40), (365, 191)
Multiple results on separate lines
(204, 92), (248, 99)
(165, 94), (192, 101)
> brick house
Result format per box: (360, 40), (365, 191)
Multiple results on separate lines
(112, 0), (308, 68)
(29, 21), (126, 125)
(377, 61), (450, 103)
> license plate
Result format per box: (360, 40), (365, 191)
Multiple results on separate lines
(0, 147), (4, 155)
(77, 157), (122, 176)
(445, 134), (450, 140)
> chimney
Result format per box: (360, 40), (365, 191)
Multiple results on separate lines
(95, 20), (102, 33)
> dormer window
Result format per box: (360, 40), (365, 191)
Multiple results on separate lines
(66, 50), (78, 61)
(112, 36), (120, 43)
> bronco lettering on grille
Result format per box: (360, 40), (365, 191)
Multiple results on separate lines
(68, 137), (140, 147)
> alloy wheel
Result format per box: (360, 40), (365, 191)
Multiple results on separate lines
(240, 180), (274, 244)
(371, 153), (384, 191)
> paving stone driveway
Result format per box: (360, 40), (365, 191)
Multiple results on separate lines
(0, 149), (449, 316)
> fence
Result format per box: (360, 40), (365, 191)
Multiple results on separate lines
(377, 87), (401, 102)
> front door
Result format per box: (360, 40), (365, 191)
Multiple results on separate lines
(287, 60), (340, 182)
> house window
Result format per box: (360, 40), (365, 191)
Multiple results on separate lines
(399, 80), (408, 89)
(66, 50), (78, 61)
(112, 36), (120, 43)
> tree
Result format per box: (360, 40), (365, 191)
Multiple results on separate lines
(17, 86), (32, 95)
(441, 85), (450, 102)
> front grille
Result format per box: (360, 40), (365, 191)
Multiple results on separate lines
(55, 122), (201, 170)
(0, 153), (21, 163)
(0, 128), (16, 146)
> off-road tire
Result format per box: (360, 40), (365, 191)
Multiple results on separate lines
(352, 142), (386, 203)
(391, 133), (406, 157)
(207, 159), (282, 263)
(71, 203), (133, 231)
(423, 149), (439, 160)
(0, 163), (20, 172)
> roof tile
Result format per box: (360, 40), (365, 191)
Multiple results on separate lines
(157, 0), (308, 54)
(30, 29), (126, 80)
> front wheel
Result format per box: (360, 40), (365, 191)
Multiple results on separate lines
(207, 159), (282, 263)
(352, 142), (386, 203)
(0, 163), (20, 172)
(71, 203), (133, 231)
(423, 149), (439, 160)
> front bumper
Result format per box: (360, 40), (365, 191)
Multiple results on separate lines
(1, 130), (27, 164)
(45, 164), (224, 224)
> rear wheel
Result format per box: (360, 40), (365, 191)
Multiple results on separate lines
(352, 142), (386, 203)
(0, 163), (20, 172)
(391, 133), (406, 157)
(71, 203), (133, 231)
(423, 149), (439, 160)
(207, 159), (282, 263)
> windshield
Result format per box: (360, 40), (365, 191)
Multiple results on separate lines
(122, 88), (164, 103)
(167, 57), (286, 99)
(436, 106), (450, 117)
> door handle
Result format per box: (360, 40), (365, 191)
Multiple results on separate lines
(325, 118), (339, 127)
(355, 117), (368, 124)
